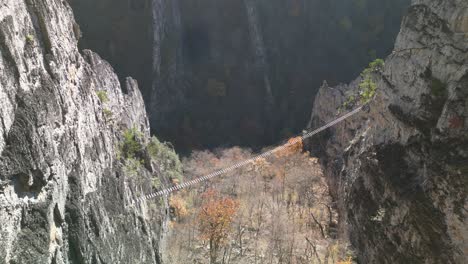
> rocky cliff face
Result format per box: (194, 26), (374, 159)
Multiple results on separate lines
(307, 0), (467, 263)
(71, 0), (410, 150)
(0, 1), (170, 263)
(151, 0), (411, 150)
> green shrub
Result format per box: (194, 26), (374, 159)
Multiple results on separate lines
(120, 127), (144, 160)
(96, 90), (109, 103)
(342, 95), (356, 109)
(369, 59), (385, 71)
(119, 128), (145, 179)
(358, 58), (383, 103)
(103, 108), (112, 119)
(152, 177), (162, 189)
(362, 59), (384, 75)
(25, 34), (34, 44)
(359, 76), (377, 103)
(147, 136), (183, 183)
(118, 129), (183, 186)
(124, 157), (144, 178)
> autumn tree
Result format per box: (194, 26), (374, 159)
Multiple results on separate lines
(169, 195), (188, 221)
(166, 147), (353, 263)
(198, 189), (239, 264)
(275, 136), (303, 158)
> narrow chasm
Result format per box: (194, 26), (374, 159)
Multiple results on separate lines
(68, 1), (439, 263)
(71, 0), (410, 151)
(2, 0), (466, 263)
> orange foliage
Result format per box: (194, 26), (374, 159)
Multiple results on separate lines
(251, 157), (270, 171)
(172, 178), (180, 185)
(198, 189), (239, 246)
(337, 257), (353, 264)
(275, 136), (303, 158)
(169, 195), (188, 220)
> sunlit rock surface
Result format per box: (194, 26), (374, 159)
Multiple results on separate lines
(0, 1), (169, 263)
(308, 0), (468, 262)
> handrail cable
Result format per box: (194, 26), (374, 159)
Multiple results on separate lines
(133, 105), (365, 204)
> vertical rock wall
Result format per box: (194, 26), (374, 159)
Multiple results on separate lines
(71, 0), (410, 150)
(307, 0), (467, 263)
(0, 1), (169, 263)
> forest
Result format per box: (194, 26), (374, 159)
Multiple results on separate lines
(0, 0), (466, 263)
(164, 141), (353, 263)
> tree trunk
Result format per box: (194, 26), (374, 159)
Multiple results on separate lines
(210, 239), (217, 264)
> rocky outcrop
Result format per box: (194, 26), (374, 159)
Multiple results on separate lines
(0, 1), (170, 263)
(307, 0), (467, 263)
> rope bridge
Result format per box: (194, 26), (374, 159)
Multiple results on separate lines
(133, 105), (366, 204)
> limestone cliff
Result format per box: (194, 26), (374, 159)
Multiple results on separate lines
(0, 1), (171, 263)
(71, 0), (410, 150)
(307, 0), (467, 263)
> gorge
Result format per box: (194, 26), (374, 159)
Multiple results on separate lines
(0, 0), (467, 263)
(71, 0), (409, 150)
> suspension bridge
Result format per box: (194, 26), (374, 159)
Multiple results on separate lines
(134, 104), (366, 204)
